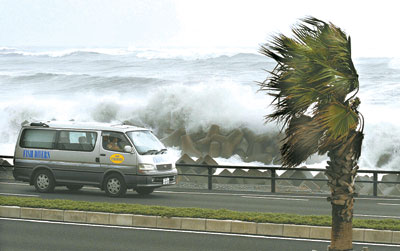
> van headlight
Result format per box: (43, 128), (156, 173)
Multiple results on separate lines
(138, 164), (156, 173)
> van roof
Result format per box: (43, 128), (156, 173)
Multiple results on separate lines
(25, 121), (148, 133)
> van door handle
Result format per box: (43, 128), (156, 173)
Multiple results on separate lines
(100, 154), (106, 156)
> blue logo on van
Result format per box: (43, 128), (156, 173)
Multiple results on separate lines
(23, 150), (50, 159)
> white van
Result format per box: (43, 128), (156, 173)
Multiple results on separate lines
(13, 121), (177, 197)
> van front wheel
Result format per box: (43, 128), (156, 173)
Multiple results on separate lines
(104, 174), (127, 197)
(33, 170), (55, 193)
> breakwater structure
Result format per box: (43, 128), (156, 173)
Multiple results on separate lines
(160, 124), (282, 164)
(158, 124), (400, 196)
(0, 156), (13, 180)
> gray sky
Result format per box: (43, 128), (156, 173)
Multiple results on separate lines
(0, 0), (399, 57)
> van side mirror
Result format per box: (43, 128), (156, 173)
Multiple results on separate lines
(124, 145), (134, 153)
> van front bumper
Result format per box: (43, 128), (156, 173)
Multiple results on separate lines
(126, 174), (177, 188)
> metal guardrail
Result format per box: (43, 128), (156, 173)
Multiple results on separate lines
(176, 163), (400, 197)
(2, 154), (399, 197)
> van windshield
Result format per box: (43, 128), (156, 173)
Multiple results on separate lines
(126, 130), (165, 155)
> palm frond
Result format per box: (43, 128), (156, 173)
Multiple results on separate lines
(280, 115), (324, 167)
(259, 17), (363, 167)
(316, 102), (359, 140)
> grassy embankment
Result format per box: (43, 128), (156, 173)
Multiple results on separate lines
(1, 195), (399, 231)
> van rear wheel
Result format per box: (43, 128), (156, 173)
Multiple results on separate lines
(33, 170), (55, 193)
(136, 187), (154, 195)
(104, 174), (127, 197)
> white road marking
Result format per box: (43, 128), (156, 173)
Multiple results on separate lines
(358, 197), (400, 202)
(2, 181), (400, 201)
(156, 190), (323, 199)
(355, 214), (400, 219)
(241, 196), (309, 201)
(1, 181), (399, 220)
(1, 217), (399, 248)
(378, 203), (400, 206)
(0, 192), (39, 197)
(0, 182), (29, 186)
(157, 190), (400, 202)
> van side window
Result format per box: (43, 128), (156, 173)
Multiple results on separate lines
(58, 131), (97, 152)
(102, 131), (130, 152)
(20, 129), (57, 149)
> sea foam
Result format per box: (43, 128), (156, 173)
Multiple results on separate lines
(1, 47), (400, 171)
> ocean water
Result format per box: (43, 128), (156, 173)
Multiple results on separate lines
(0, 46), (399, 170)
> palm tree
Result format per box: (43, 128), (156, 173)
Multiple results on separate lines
(259, 17), (364, 250)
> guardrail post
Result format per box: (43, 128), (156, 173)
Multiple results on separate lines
(208, 166), (213, 190)
(373, 172), (378, 197)
(271, 169), (276, 193)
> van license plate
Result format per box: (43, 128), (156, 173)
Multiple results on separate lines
(163, 178), (169, 185)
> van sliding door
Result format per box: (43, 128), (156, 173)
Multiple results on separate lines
(51, 130), (101, 185)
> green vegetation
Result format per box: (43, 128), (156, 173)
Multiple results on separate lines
(1, 195), (399, 231)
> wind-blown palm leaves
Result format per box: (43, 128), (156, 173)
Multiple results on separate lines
(259, 17), (364, 249)
(259, 17), (363, 168)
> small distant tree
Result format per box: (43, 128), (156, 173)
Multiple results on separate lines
(259, 17), (364, 250)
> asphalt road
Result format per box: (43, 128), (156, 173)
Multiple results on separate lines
(1, 218), (400, 251)
(1, 180), (400, 220)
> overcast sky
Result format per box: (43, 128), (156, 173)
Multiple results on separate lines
(0, 0), (399, 57)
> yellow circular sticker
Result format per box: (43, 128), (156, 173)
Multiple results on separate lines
(110, 154), (125, 164)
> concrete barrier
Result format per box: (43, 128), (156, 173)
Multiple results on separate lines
(64, 210), (87, 223)
(257, 223), (284, 236)
(309, 226), (330, 240)
(181, 218), (206, 231)
(156, 216), (182, 229)
(231, 220), (257, 234)
(364, 229), (393, 243)
(87, 212), (110, 225)
(393, 231), (400, 244)
(382, 185), (400, 197)
(313, 172), (328, 188)
(0, 205), (21, 218)
(1, 205), (400, 245)
(283, 224), (310, 238)
(133, 215), (157, 228)
(300, 180), (320, 191)
(246, 169), (270, 185)
(206, 219), (232, 233)
(359, 183), (383, 196)
(21, 207), (42, 220)
(213, 169), (234, 184)
(288, 167), (313, 186)
(42, 208), (64, 221)
(352, 228), (365, 241)
(110, 213), (133, 226)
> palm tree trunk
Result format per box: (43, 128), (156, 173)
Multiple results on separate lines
(326, 145), (358, 251)
(330, 204), (353, 250)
